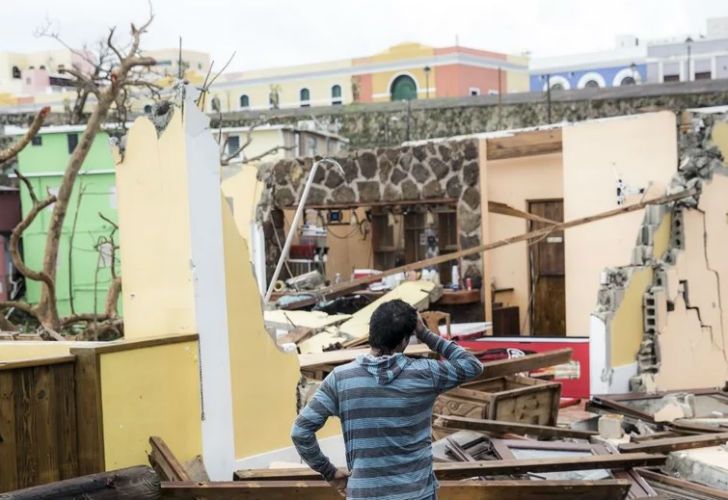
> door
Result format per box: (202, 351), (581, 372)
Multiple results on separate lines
(528, 200), (566, 336)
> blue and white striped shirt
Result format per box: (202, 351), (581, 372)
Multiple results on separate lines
(291, 330), (483, 500)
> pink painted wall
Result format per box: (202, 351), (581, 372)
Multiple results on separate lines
(356, 73), (373, 103)
(435, 64), (506, 98)
(0, 235), (9, 302)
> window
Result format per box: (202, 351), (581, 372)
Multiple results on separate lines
(306, 136), (317, 155)
(67, 133), (79, 154)
(39, 65), (46, 70)
(58, 64), (65, 70)
(584, 80), (600, 88)
(32, 135), (43, 146)
(664, 74), (680, 82)
(331, 84), (342, 105)
(390, 74), (417, 101)
(28, 65), (34, 70)
(550, 83), (564, 90)
(695, 71), (712, 80)
(11, 66), (21, 79)
(239, 94), (250, 108)
(143, 104), (152, 113)
(469, 87), (480, 96)
(620, 76), (636, 86)
(226, 135), (241, 157)
(300, 88), (310, 107)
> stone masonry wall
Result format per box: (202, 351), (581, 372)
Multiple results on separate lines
(217, 80), (728, 149)
(261, 138), (484, 283)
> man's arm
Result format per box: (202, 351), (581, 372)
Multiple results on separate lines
(291, 372), (340, 481)
(416, 315), (484, 392)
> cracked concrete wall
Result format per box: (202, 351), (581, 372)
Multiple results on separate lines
(592, 112), (728, 393)
(564, 111), (678, 336)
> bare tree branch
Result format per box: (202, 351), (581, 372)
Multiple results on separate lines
(105, 277), (122, 318)
(0, 107), (50, 166)
(242, 145), (295, 164)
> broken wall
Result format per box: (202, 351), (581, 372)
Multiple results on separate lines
(592, 112), (728, 393)
(563, 111), (678, 336)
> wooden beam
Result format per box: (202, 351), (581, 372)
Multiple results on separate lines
(618, 432), (728, 454)
(148, 436), (191, 482)
(162, 479), (631, 500)
(488, 201), (559, 225)
(235, 454), (662, 482)
(298, 343), (432, 369)
(73, 349), (105, 475)
(486, 129), (563, 161)
(0, 466), (160, 500)
(474, 348), (572, 380)
(434, 414), (596, 439)
(324, 188), (698, 296)
(636, 468), (728, 500)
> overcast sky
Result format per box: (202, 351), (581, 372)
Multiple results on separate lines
(2, 0), (727, 71)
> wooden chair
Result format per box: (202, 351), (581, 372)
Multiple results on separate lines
(421, 311), (452, 339)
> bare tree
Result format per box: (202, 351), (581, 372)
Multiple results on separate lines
(219, 117), (295, 166)
(0, 7), (158, 337)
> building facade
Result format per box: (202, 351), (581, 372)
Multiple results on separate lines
(529, 35), (647, 91)
(0, 48), (211, 113)
(11, 125), (119, 316)
(208, 42), (530, 112)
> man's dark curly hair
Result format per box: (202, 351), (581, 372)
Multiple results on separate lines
(369, 299), (417, 351)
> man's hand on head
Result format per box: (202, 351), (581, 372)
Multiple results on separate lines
(328, 469), (349, 498)
(415, 313), (428, 341)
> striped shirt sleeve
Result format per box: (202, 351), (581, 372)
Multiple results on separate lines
(420, 329), (483, 392)
(291, 371), (340, 481)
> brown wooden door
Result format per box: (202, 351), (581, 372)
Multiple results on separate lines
(528, 200), (566, 336)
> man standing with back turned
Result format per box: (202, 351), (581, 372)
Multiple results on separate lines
(291, 299), (483, 499)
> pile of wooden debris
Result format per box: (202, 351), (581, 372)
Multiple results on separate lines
(4, 349), (727, 500)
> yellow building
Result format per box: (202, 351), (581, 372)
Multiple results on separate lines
(209, 42), (530, 112)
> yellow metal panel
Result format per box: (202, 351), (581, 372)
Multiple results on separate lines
(100, 340), (202, 470)
(610, 268), (653, 367)
(221, 200), (339, 460)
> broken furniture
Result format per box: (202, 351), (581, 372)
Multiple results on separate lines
(434, 375), (562, 426)
(421, 310), (452, 339)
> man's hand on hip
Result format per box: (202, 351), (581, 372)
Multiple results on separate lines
(329, 469), (349, 498)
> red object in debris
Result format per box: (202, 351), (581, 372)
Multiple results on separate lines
(290, 244), (315, 260)
(559, 398), (582, 409)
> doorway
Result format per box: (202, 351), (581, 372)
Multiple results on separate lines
(528, 199), (566, 336)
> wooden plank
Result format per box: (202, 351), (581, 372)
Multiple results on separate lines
(0, 356), (76, 371)
(0, 466), (161, 500)
(76, 333), (199, 355)
(636, 468), (728, 500)
(298, 343), (432, 369)
(53, 362), (78, 480)
(162, 479), (631, 500)
(434, 414), (597, 439)
(234, 454), (664, 481)
(73, 350), (105, 475)
(13, 366), (35, 488)
(0, 371), (18, 492)
(618, 432), (728, 454)
(631, 431), (679, 443)
(149, 436), (191, 482)
(32, 365), (58, 486)
(474, 348), (572, 380)
(488, 201), (559, 225)
(323, 188), (698, 297)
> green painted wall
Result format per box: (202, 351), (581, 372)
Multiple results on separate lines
(17, 129), (121, 317)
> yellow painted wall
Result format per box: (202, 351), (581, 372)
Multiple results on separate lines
(652, 213), (672, 259)
(562, 112), (677, 336)
(116, 114), (197, 338)
(484, 152), (564, 334)
(609, 268), (653, 367)
(711, 121), (728, 158)
(0, 343), (71, 361)
(221, 165), (265, 246)
(366, 43), (435, 102)
(222, 199), (339, 460)
(220, 128), (290, 162)
(99, 340), (203, 469)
